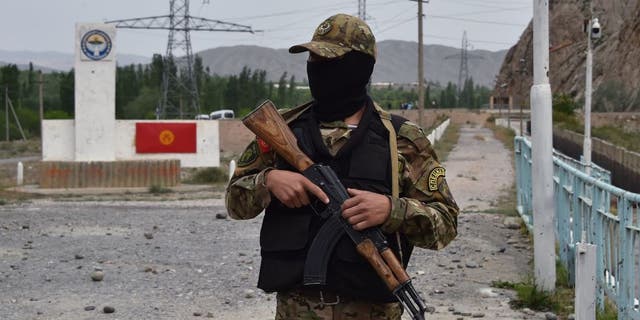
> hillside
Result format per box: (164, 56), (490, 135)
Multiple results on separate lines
(0, 50), (151, 72)
(496, 0), (640, 111)
(197, 40), (507, 87)
(0, 41), (506, 87)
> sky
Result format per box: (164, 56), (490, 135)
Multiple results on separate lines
(0, 0), (533, 57)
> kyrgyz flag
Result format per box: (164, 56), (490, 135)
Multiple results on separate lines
(135, 123), (197, 153)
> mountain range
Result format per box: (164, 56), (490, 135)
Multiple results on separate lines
(1, 40), (507, 87)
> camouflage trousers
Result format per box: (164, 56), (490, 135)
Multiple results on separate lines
(275, 290), (403, 320)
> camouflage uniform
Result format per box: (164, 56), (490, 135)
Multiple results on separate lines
(225, 13), (459, 320)
(275, 291), (402, 320)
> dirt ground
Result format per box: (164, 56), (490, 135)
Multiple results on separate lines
(0, 109), (561, 319)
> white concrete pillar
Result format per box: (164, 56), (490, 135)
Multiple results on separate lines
(531, 0), (556, 291)
(16, 161), (24, 185)
(74, 23), (117, 161)
(575, 243), (596, 320)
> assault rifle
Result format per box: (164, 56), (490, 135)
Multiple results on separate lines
(243, 100), (427, 320)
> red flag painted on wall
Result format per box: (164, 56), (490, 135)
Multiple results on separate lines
(136, 123), (197, 153)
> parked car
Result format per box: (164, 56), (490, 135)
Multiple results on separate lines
(194, 114), (210, 120)
(210, 109), (235, 120)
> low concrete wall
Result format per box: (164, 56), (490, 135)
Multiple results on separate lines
(42, 120), (219, 168)
(553, 128), (640, 193)
(39, 160), (180, 188)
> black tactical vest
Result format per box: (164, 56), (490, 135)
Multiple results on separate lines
(257, 100), (414, 302)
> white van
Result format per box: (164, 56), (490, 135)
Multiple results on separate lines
(209, 109), (235, 120)
(194, 114), (210, 120)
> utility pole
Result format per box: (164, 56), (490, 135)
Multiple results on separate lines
(531, 0), (556, 292)
(584, 25), (593, 175)
(410, 0), (427, 127)
(583, 1), (601, 175)
(5, 86), (8, 141)
(518, 58), (528, 136)
(39, 72), (44, 140)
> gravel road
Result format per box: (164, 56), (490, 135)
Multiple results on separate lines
(0, 124), (552, 320)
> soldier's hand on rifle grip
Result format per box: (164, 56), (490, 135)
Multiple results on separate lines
(342, 188), (392, 230)
(265, 169), (330, 208)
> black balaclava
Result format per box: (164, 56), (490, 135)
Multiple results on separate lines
(307, 51), (375, 122)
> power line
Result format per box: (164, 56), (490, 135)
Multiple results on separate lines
(426, 34), (514, 45)
(427, 14), (527, 27)
(448, 6), (530, 17)
(446, 0), (529, 10)
(221, 1), (354, 21)
(376, 16), (415, 34)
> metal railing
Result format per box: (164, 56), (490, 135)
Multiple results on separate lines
(515, 136), (640, 318)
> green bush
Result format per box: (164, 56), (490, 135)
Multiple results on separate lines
(596, 300), (618, 320)
(552, 93), (582, 132)
(44, 110), (72, 119)
(593, 125), (640, 153)
(148, 185), (172, 194)
(512, 283), (558, 311)
(553, 93), (577, 116)
(188, 167), (228, 184)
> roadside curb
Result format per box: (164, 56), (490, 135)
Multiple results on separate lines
(9, 184), (214, 196)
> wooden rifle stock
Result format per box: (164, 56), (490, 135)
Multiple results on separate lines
(242, 100), (314, 172)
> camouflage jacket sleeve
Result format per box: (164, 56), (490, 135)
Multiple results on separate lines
(224, 104), (314, 219)
(380, 121), (459, 250)
(225, 139), (276, 220)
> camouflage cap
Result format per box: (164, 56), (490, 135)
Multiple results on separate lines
(289, 13), (377, 60)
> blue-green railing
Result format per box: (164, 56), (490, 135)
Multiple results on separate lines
(515, 136), (640, 318)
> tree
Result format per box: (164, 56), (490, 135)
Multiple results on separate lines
(148, 54), (164, 88)
(287, 75), (297, 107)
(459, 78), (475, 108)
(439, 82), (457, 108)
(116, 65), (141, 118)
(224, 75), (239, 111)
(1, 64), (20, 103)
(58, 69), (75, 116)
(276, 72), (288, 107)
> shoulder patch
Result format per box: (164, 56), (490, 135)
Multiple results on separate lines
(428, 167), (446, 191)
(237, 141), (260, 167)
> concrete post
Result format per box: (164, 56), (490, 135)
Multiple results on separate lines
(575, 242), (596, 320)
(531, 0), (556, 291)
(17, 161), (24, 185)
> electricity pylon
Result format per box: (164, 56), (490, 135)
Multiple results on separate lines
(107, 0), (257, 118)
(358, 0), (367, 20)
(445, 31), (483, 96)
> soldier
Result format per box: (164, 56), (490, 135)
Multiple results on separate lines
(225, 13), (459, 320)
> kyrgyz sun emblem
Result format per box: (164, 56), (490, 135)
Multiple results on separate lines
(159, 130), (176, 146)
(80, 29), (112, 61)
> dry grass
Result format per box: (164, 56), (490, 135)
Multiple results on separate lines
(0, 139), (41, 158)
(432, 123), (460, 163)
